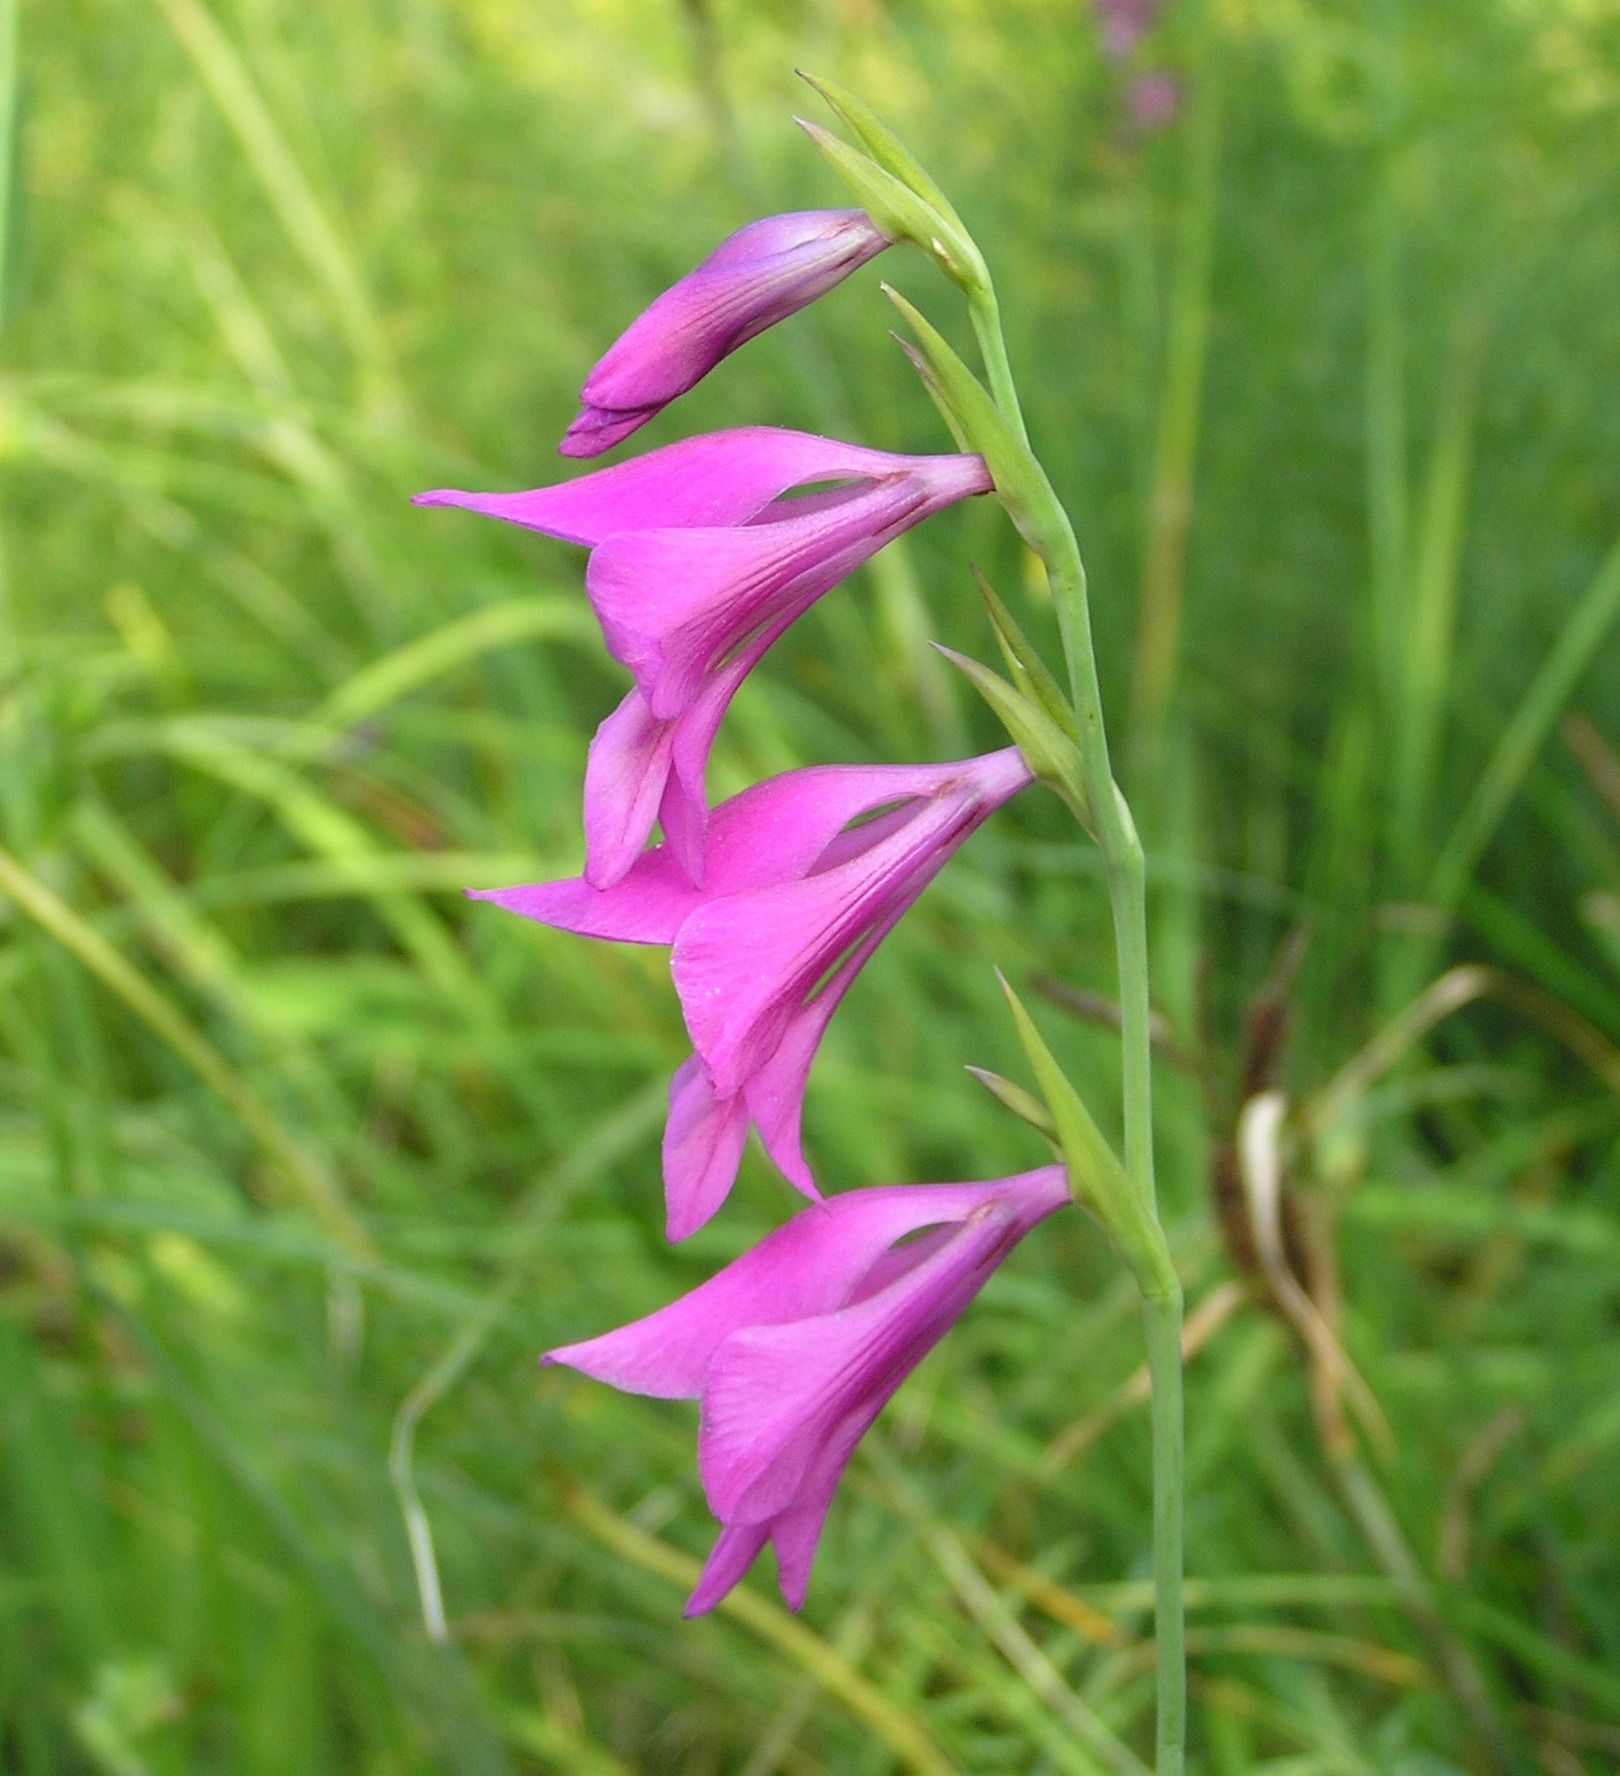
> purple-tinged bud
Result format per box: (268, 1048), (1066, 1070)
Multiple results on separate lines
(561, 210), (892, 458)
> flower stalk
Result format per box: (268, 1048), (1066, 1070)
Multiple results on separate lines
(983, 303), (1186, 1776)
(888, 201), (1186, 1771)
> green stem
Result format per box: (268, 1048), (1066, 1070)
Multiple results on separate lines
(1040, 525), (1157, 1213)
(1143, 1284), (1187, 1776)
(970, 281), (1179, 1769)
(969, 286), (1030, 447)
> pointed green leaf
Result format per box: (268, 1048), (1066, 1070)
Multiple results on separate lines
(995, 970), (1172, 1292)
(797, 70), (986, 286)
(797, 120), (980, 288)
(934, 643), (1089, 828)
(894, 337), (972, 454)
(972, 566), (1078, 741)
(966, 1065), (1058, 1144)
(883, 285), (1056, 548)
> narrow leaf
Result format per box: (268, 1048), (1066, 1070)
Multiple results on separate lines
(883, 284), (1055, 546)
(966, 1066), (1059, 1143)
(796, 120), (979, 287)
(973, 566), (1078, 740)
(797, 71), (980, 270)
(995, 970), (1171, 1292)
(934, 643), (1088, 828)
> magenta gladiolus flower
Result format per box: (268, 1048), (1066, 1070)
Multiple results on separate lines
(545, 1167), (1069, 1613)
(557, 210), (892, 457)
(477, 747), (1032, 1238)
(419, 429), (991, 889)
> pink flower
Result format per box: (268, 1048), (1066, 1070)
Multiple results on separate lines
(477, 747), (1032, 1238)
(419, 429), (991, 889)
(1128, 71), (1182, 131)
(557, 210), (892, 457)
(1095, 0), (1160, 59)
(545, 1168), (1069, 1613)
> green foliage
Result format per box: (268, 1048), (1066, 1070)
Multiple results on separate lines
(2, 0), (1619, 1769)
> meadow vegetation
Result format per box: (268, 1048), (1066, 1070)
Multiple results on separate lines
(3, 0), (1620, 1769)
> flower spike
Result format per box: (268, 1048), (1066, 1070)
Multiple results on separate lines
(554, 211), (892, 456)
(475, 749), (1033, 1238)
(544, 1168), (1069, 1613)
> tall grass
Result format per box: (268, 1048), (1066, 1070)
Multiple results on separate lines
(2, 0), (1619, 1769)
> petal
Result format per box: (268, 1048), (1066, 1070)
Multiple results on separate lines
(706, 758), (977, 898)
(662, 1056), (753, 1242)
(656, 767), (708, 890)
(575, 632), (775, 897)
(582, 689), (675, 890)
(684, 1476), (841, 1615)
(673, 750), (1030, 1095)
(470, 846), (701, 945)
(656, 623), (784, 882)
(684, 1521), (770, 1618)
(742, 991), (839, 1201)
(559, 404), (657, 458)
(698, 1191), (1063, 1525)
(672, 800), (960, 1098)
(544, 1173), (1061, 1400)
(845, 1224), (957, 1304)
(587, 464), (987, 722)
(741, 909), (903, 1199)
(417, 428), (932, 546)
(475, 754), (959, 943)
(766, 1479), (840, 1612)
(689, 209), (883, 277)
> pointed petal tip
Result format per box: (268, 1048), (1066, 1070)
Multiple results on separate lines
(664, 1198), (713, 1244)
(681, 1571), (737, 1617)
(582, 855), (633, 892)
(561, 404), (652, 458)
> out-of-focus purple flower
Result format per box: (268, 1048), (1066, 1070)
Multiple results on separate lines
(1095, 0), (1159, 59)
(478, 748), (1032, 1238)
(558, 210), (893, 457)
(545, 1167), (1069, 1613)
(419, 429), (991, 889)
(1128, 71), (1182, 130)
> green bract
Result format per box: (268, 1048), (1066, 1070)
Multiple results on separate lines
(798, 70), (988, 294)
(995, 971), (1177, 1299)
(972, 566), (1078, 741)
(933, 643), (1090, 830)
(965, 1065), (1060, 1145)
(882, 285), (1062, 555)
(796, 120), (981, 288)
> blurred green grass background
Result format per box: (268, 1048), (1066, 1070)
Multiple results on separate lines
(3, 0), (1620, 1769)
